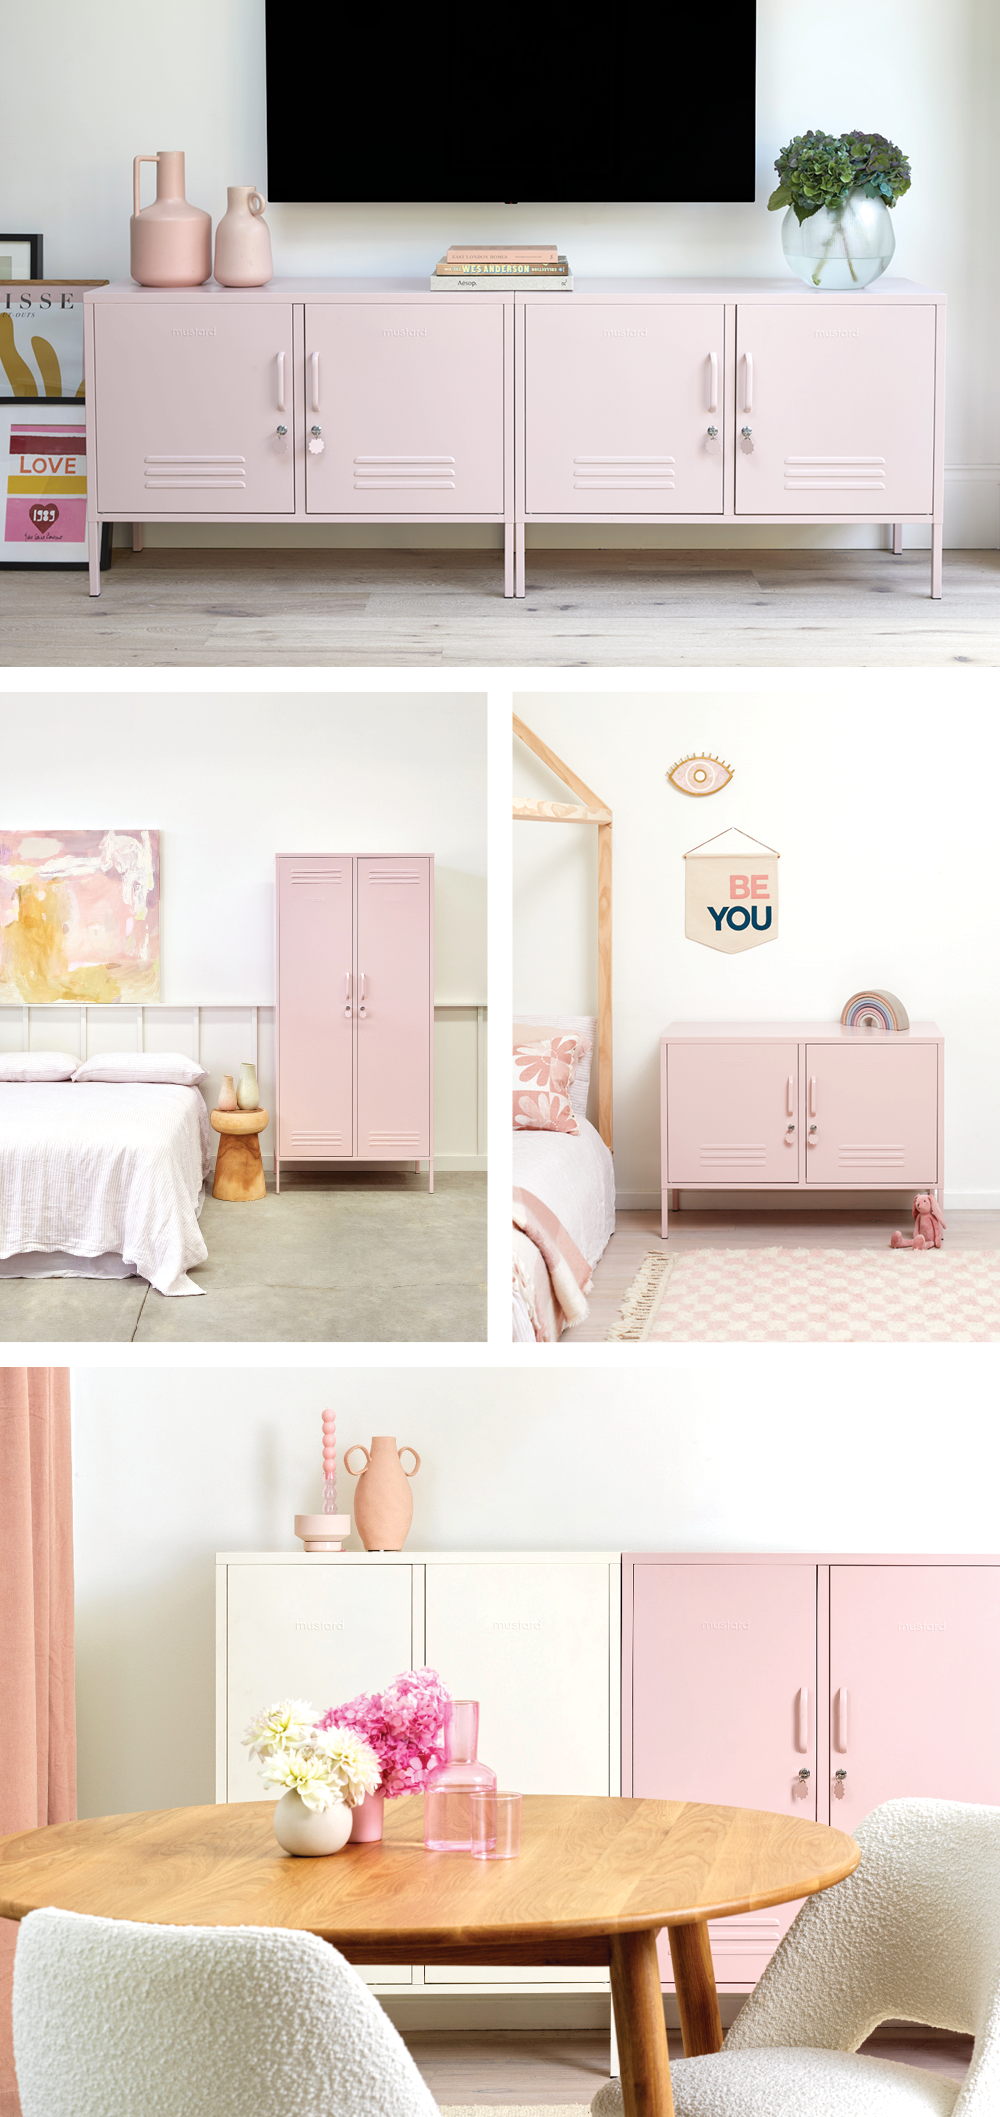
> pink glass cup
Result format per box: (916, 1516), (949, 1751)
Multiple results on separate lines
(470, 1790), (521, 1860)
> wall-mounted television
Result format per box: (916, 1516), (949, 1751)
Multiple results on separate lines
(264, 3), (757, 205)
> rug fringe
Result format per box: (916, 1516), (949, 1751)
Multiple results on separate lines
(606, 1251), (673, 1341)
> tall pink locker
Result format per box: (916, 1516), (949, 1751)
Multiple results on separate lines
(275, 853), (433, 1192)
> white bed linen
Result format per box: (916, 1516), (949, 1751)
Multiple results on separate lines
(0, 1083), (213, 1297)
(512, 1114), (615, 1338)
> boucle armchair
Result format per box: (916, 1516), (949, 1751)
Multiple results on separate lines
(593, 1798), (1000, 2117)
(12, 1907), (441, 2117)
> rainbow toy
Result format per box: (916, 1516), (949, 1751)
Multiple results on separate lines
(840, 990), (909, 1033)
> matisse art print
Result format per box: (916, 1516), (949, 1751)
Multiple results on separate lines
(0, 828), (160, 1002)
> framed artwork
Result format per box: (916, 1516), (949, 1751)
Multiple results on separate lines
(0, 829), (160, 1003)
(0, 236), (43, 281)
(0, 399), (110, 569)
(0, 282), (107, 402)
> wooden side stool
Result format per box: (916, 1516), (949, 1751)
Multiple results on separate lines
(210, 1107), (269, 1201)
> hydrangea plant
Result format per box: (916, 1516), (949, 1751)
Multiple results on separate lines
(319, 1666), (452, 1797)
(768, 130), (911, 224)
(243, 1697), (381, 1812)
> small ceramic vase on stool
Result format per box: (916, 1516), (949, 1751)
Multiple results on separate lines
(214, 187), (273, 286)
(236, 1062), (260, 1110)
(344, 1437), (420, 1550)
(217, 1074), (238, 1112)
(130, 152), (212, 287)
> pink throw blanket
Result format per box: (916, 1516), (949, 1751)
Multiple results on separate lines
(512, 1186), (592, 1341)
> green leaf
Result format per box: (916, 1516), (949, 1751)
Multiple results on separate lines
(767, 185), (791, 211)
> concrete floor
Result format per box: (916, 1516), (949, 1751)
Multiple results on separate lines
(4, 545), (999, 666)
(0, 1171), (486, 1342)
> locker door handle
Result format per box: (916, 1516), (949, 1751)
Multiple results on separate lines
(795, 1686), (809, 1753)
(310, 351), (321, 414)
(834, 1686), (849, 1753)
(344, 972), (351, 1019)
(809, 1074), (817, 1118)
(786, 1074), (794, 1117)
(708, 351), (718, 413)
(743, 351), (753, 413)
(276, 350), (285, 413)
(359, 970), (367, 1020)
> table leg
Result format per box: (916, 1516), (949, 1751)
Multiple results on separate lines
(667, 1921), (724, 2057)
(609, 1930), (675, 2117)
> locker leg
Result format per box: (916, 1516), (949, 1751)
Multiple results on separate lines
(667, 1922), (724, 2058)
(274, 1153), (280, 1196)
(428, 1157), (434, 1196)
(931, 521), (943, 600)
(891, 521), (903, 555)
(88, 518), (102, 596)
(661, 1190), (670, 1240)
(415, 1160), (420, 1175)
(515, 520), (526, 599)
(609, 1930), (675, 2117)
(132, 522), (144, 553)
(504, 520), (514, 598)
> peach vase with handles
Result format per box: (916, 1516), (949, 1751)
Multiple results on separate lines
(130, 152), (212, 287)
(344, 1437), (420, 1551)
(214, 186), (273, 287)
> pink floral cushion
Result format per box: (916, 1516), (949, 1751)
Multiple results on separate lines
(513, 1041), (581, 1134)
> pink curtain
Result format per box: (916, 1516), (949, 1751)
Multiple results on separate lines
(0, 1369), (75, 2117)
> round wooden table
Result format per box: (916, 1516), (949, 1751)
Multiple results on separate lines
(0, 1795), (858, 2117)
(210, 1106), (268, 1201)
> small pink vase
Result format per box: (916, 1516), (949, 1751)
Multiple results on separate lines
(130, 151), (212, 288)
(214, 186), (273, 287)
(217, 1074), (238, 1112)
(349, 1789), (385, 1843)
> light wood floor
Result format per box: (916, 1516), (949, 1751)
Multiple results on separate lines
(401, 2027), (972, 2103)
(4, 546), (999, 666)
(571, 1207), (1000, 1341)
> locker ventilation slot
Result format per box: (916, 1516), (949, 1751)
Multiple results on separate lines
(144, 454), (247, 490)
(291, 1133), (344, 1149)
(783, 455), (886, 492)
(699, 1144), (766, 1168)
(354, 456), (456, 490)
(368, 872), (421, 883)
(837, 1143), (906, 1166)
(573, 455), (675, 490)
(369, 1133), (421, 1146)
(290, 870), (343, 883)
(708, 1915), (782, 1958)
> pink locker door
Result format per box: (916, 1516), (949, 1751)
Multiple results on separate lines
(525, 303), (725, 515)
(276, 856), (355, 1160)
(304, 305), (505, 514)
(632, 1563), (818, 1988)
(734, 303), (936, 516)
(829, 1566), (1000, 1828)
(666, 1041), (800, 1186)
(93, 303), (295, 515)
(355, 857), (431, 1160)
(804, 1042), (938, 1187)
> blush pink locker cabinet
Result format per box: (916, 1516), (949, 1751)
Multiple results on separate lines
(275, 853), (433, 1191)
(83, 277), (944, 602)
(624, 1554), (1000, 1997)
(660, 1022), (943, 1235)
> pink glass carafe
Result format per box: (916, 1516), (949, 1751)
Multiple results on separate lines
(423, 1700), (496, 1850)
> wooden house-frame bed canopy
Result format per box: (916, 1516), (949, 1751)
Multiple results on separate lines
(513, 714), (612, 1149)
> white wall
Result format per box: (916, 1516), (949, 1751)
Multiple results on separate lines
(5, 0), (996, 548)
(514, 684), (1000, 1209)
(71, 1357), (1000, 1818)
(2, 692), (486, 1165)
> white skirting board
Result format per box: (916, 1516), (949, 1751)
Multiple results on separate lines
(0, 1001), (487, 1174)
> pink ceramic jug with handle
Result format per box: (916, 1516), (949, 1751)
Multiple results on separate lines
(130, 152), (212, 287)
(214, 186), (273, 287)
(344, 1437), (420, 1550)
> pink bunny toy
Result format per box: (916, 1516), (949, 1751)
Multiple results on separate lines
(890, 1193), (946, 1251)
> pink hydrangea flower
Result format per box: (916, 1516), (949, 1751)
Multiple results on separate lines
(318, 1666), (451, 1798)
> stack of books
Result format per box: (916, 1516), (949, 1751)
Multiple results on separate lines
(430, 245), (572, 292)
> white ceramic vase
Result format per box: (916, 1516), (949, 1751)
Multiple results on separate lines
(236, 1061), (259, 1110)
(214, 186), (273, 287)
(272, 1790), (353, 1856)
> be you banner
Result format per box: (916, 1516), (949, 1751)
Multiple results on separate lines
(685, 828), (779, 954)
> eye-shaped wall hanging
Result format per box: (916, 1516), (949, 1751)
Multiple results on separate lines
(667, 754), (734, 796)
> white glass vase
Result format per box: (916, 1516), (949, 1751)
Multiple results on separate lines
(781, 190), (895, 291)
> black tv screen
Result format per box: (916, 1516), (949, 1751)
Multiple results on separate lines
(265, 4), (756, 205)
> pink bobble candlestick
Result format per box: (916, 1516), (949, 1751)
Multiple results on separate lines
(295, 1406), (350, 1552)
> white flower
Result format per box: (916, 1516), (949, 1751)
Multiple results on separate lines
(243, 1699), (317, 1762)
(313, 1727), (382, 1805)
(261, 1753), (341, 1813)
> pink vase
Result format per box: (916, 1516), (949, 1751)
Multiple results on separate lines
(214, 186), (273, 287)
(349, 1789), (385, 1843)
(344, 1437), (420, 1551)
(130, 152), (212, 288)
(423, 1701), (496, 1851)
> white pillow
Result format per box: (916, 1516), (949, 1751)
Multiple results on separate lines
(513, 1014), (596, 1119)
(72, 1051), (207, 1087)
(0, 1051), (79, 1082)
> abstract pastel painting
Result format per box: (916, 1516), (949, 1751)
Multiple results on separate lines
(0, 829), (159, 1001)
